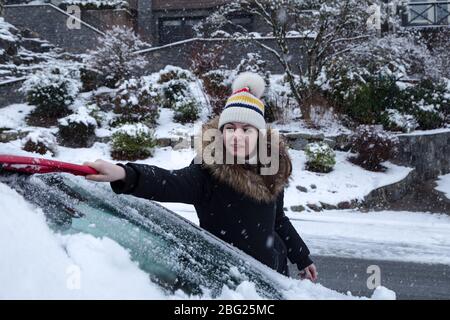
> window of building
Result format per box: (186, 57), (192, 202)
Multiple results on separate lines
(158, 16), (205, 45)
(408, 0), (450, 25)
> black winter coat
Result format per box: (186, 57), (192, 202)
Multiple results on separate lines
(110, 116), (313, 276)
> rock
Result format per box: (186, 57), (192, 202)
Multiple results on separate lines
(310, 184), (317, 189)
(0, 37), (19, 57)
(156, 137), (172, 148)
(94, 136), (110, 144)
(337, 201), (353, 209)
(290, 205), (305, 212)
(281, 132), (325, 151)
(0, 130), (26, 143)
(172, 137), (191, 150)
(319, 202), (337, 210)
(306, 203), (322, 212)
(21, 38), (53, 53)
(296, 185), (308, 193)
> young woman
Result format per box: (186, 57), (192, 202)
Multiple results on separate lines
(84, 72), (317, 281)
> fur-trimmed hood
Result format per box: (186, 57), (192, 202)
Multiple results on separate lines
(194, 116), (292, 204)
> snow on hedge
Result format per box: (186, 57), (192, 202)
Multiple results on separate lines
(58, 106), (97, 127)
(21, 67), (81, 104)
(113, 123), (152, 137)
(384, 108), (419, 133)
(21, 129), (58, 148)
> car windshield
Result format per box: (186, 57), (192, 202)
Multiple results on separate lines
(1, 172), (285, 299)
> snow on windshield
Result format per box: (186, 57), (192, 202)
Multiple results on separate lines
(0, 181), (395, 299)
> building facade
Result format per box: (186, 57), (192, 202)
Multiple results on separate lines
(4, 1), (450, 46)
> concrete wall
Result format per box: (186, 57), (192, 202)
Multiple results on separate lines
(4, 4), (104, 53)
(135, 37), (308, 75)
(81, 8), (134, 32)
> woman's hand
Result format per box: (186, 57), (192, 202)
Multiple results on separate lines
(83, 159), (126, 182)
(299, 263), (318, 282)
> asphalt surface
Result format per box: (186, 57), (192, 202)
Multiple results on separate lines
(288, 255), (450, 300)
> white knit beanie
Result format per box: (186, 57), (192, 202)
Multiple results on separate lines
(218, 72), (266, 131)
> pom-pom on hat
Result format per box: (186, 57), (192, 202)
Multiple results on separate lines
(218, 72), (266, 131)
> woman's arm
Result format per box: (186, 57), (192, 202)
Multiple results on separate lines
(84, 159), (205, 205)
(274, 189), (314, 271)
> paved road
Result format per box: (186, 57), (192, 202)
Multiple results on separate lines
(288, 255), (450, 300)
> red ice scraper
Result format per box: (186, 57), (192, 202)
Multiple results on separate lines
(0, 155), (98, 176)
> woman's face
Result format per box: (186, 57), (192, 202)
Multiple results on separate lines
(222, 122), (259, 160)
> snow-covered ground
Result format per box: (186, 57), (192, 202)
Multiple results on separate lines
(290, 209), (450, 265)
(0, 181), (396, 299)
(436, 173), (450, 200)
(0, 104), (34, 130)
(163, 203), (450, 266)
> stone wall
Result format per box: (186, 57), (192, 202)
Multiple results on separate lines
(282, 128), (450, 182)
(392, 129), (450, 180)
(0, 78), (25, 108)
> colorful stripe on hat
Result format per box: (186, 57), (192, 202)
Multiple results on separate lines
(224, 87), (265, 116)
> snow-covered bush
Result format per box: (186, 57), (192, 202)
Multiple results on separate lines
(327, 71), (448, 131)
(348, 125), (399, 172)
(320, 32), (449, 130)
(58, 106), (97, 148)
(188, 42), (233, 117)
(406, 79), (448, 130)
(323, 34), (439, 86)
(173, 97), (200, 124)
(157, 65), (195, 84)
(158, 78), (190, 109)
(380, 109), (418, 133)
(304, 142), (336, 173)
(378, 78), (448, 131)
(235, 53), (268, 76)
(21, 67), (81, 125)
(189, 42), (224, 78)
(201, 69), (233, 116)
(334, 76), (402, 126)
(112, 78), (160, 127)
(264, 76), (298, 123)
(86, 26), (149, 88)
(427, 29), (450, 79)
(157, 66), (196, 109)
(79, 66), (102, 92)
(110, 123), (156, 160)
(156, 66), (201, 121)
(21, 130), (58, 156)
